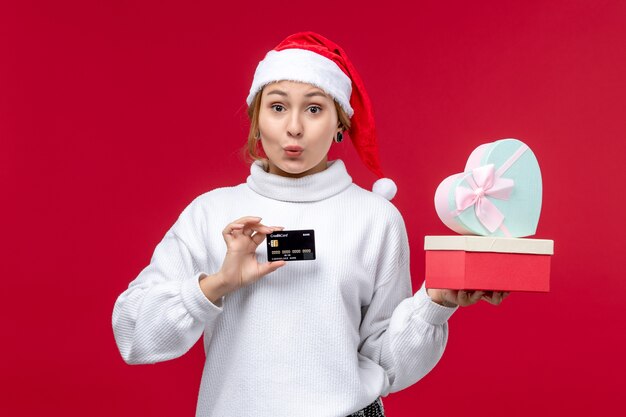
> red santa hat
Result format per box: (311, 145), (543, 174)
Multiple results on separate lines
(246, 31), (397, 201)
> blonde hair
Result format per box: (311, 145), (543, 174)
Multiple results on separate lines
(243, 87), (352, 165)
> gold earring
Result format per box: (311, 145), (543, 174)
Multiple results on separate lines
(334, 131), (343, 143)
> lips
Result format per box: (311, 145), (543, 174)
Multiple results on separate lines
(284, 146), (303, 157)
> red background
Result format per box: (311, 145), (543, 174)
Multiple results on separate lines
(2, 1), (625, 416)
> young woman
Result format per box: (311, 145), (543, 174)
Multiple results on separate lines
(112, 31), (508, 417)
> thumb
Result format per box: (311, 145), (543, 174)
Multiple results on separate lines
(257, 260), (286, 276)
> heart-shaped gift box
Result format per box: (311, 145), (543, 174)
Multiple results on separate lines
(434, 138), (542, 237)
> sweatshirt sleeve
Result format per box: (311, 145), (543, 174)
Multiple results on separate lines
(112, 199), (224, 365)
(357, 208), (458, 395)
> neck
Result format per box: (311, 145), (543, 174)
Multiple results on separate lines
(247, 159), (352, 202)
(266, 157), (329, 178)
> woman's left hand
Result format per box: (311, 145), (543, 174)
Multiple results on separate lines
(426, 288), (510, 307)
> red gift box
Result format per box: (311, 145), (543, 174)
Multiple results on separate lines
(424, 236), (554, 292)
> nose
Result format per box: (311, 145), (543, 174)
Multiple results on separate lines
(287, 112), (303, 138)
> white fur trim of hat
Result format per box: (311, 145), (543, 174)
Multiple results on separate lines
(246, 49), (354, 117)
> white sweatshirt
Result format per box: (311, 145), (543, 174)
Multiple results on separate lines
(112, 159), (457, 417)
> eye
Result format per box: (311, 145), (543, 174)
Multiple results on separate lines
(271, 104), (285, 112)
(308, 106), (322, 114)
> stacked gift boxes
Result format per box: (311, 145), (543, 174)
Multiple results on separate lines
(425, 138), (554, 292)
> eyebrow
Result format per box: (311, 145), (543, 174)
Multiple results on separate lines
(266, 89), (328, 98)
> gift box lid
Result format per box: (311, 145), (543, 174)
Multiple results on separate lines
(424, 235), (554, 255)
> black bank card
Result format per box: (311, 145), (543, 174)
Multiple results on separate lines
(266, 229), (316, 261)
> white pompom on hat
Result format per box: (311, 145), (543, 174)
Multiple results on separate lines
(246, 31), (397, 201)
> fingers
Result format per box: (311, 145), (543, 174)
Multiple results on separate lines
(245, 223), (277, 238)
(222, 222), (245, 236)
(252, 226), (284, 245)
(451, 289), (511, 307)
(494, 292), (504, 304)
(452, 290), (485, 307)
(257, 260), (287, 276)
(469, 290), (485, 304)
(481, 291), (510, 305)
(452, 290), (481, 307)
(252, 226), (285, 246)
(222, 217), (282, 243)
(222, 216), (262, 238)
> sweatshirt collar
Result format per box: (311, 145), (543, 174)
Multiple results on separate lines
(246, 159), (353, 202)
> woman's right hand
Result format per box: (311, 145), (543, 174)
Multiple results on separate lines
(216, 216), (286, 294)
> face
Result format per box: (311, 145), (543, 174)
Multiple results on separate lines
(258, 80), (341, 178)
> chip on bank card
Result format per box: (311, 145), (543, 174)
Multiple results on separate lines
(266, 229), (316, 261)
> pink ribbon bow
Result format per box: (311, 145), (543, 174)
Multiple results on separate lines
(455, 164), (515, 233)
